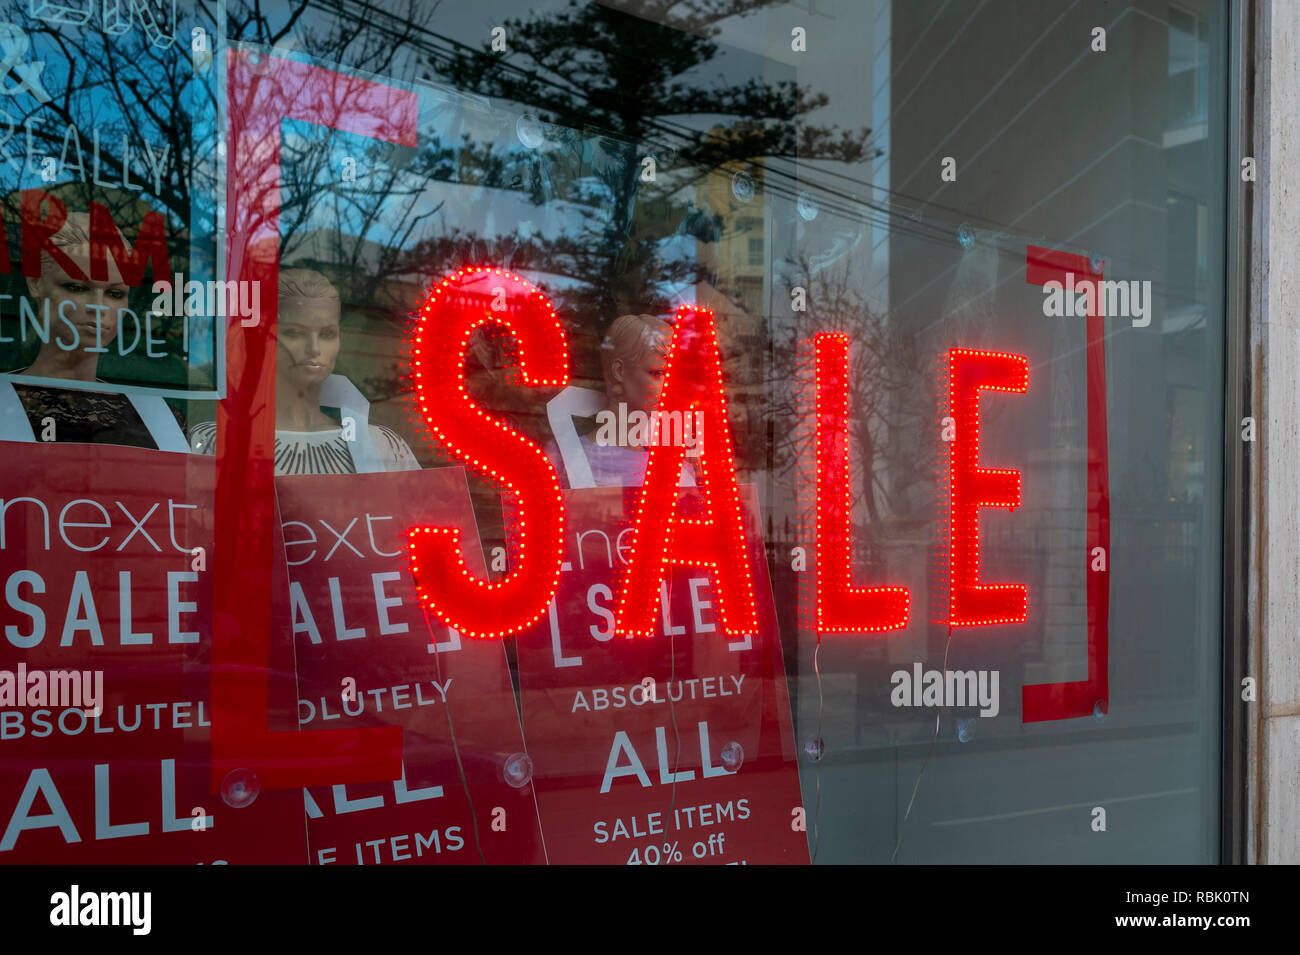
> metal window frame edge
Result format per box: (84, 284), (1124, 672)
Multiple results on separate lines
(1221, 0), (1253, 867)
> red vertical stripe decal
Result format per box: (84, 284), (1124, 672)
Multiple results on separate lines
(1021, 245), (1111, 722)
(210, 51), (417, 790)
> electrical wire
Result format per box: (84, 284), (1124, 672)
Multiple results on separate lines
(271, 0), (1030, 275)
(809, 636), (824, 863)
(889, 623), (953, 864)
(331, 0), (1027, 243)
(666, 577), (682, 848)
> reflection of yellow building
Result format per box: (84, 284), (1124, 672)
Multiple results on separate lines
(696, 149), (769, 321)
(694, 151), (770, 481)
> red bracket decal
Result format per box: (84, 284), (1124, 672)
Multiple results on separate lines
(1021, 245), (1111, 722)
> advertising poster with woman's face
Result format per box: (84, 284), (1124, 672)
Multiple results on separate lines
(0, 3), (222, 452)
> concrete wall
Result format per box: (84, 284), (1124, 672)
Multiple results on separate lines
(1249, 0), (1300, 866)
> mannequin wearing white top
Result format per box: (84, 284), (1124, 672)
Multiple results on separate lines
(546, 312), (696, 488)
(188, 268), (417, 475)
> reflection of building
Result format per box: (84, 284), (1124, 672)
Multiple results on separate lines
(698, 159), (769, 320)
(886, 1), (1221, 709)
(692, 152), (771, 481)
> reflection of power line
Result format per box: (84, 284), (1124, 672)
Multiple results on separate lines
(332, 0), (1156, 281)
(333, 0), (1149, 295)
(333, 0), (985, 239)
(318, 2), (963, 266)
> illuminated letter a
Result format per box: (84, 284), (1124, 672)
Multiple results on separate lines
(614, 305), (759, 637)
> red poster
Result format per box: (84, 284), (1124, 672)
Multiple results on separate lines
(516, 486), (808, 865)
(275, 468), (546, 865)
(0, 443), (306, 864)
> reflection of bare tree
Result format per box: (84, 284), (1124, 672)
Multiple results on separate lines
(768, 260), (929, 542)
(277, 135), (549, 310)
(9, 1), (434, 222)
(1, 1), (440, 381)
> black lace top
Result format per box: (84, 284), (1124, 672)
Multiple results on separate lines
(11, 384), (187, 451)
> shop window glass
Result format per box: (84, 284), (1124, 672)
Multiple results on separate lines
(0, 0), (1228, 865)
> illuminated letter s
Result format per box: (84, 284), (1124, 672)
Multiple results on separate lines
(408, 267), (569, 639)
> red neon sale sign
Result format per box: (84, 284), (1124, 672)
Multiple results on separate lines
(216, 49), (1109, 806)
(612, 304), (761, 638)
(401, 261), (1108, 727)
(938, 348), (1030, 628)
(406, 295), (764, 643)
(814, 333), (911, 634)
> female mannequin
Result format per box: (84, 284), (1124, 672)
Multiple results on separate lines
(0, 213), (188, 450)
(189, 268), (417, 475)
(546, 312), (695, 488)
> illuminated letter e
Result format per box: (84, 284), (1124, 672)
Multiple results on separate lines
(939, 348), (1029, 627)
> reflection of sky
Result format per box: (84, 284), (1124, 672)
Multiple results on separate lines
(234, 0), (889, 292)
(283, 115), (698, 300)
(283, 120), (583, 242)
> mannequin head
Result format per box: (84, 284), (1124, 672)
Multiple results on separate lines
(25, 213), (128, 370)
(599, 313), (671, 415)
(276, 268), (341, 393)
